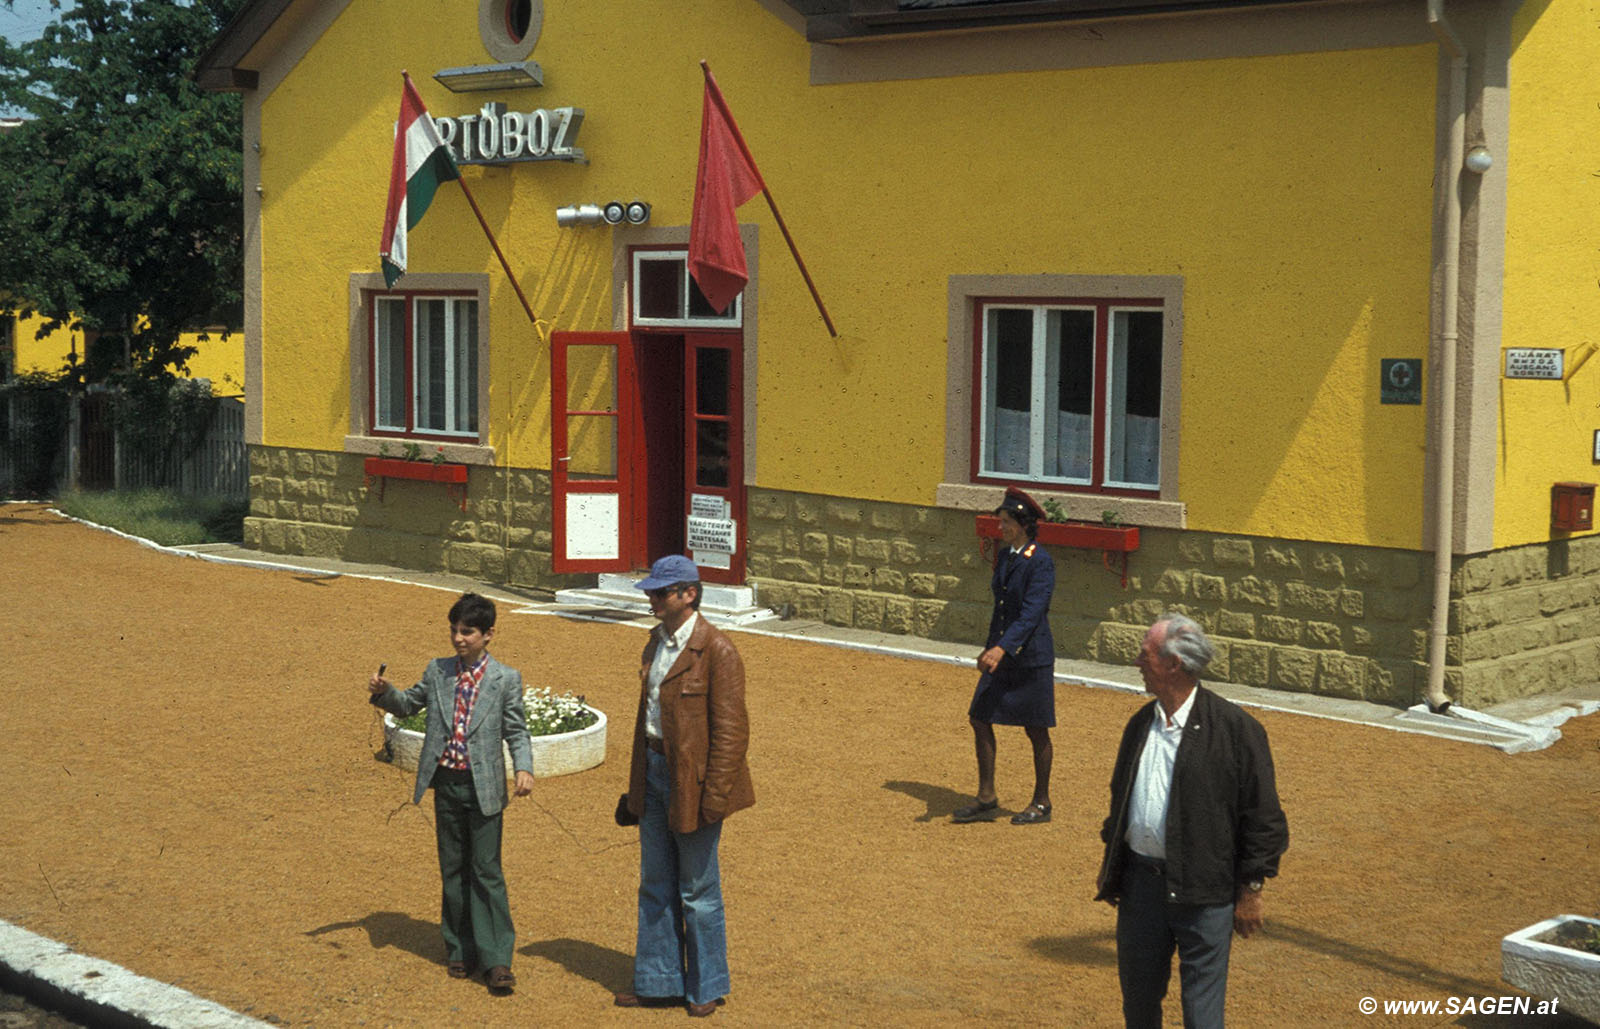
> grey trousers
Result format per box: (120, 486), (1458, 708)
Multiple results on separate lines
(1115, 855), (1234, 1029)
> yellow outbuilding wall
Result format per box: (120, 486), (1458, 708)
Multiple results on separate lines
(6, 311), (244, 395)
(258, 0), (1437, 549)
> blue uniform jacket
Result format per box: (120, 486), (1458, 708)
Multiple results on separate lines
(986, 541), (1056, 668)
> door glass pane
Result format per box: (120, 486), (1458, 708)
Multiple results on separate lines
(374, 297), (406, 430)
(1107, 310), (1162, 487)
(565, 345), (618, 412)
(636, 258), (684, 320)
(1045, 309), (1094, 481)
(695, 419), (729, 488)
(983, 307), (1033, 475)
(565, 413), (618, 480)
(695, 348), (729, 416)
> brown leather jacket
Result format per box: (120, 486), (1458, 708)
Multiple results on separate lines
(626, 614), (754, 833)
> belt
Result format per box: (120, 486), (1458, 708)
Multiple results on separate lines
(646, 736), (665, 755)
(1127, 850), (1166, 876)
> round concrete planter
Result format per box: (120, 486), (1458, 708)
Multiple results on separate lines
(382, 706), (607, 779)
(1502, 914), (1600, 1022)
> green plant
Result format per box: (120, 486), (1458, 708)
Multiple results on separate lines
(1040, 498), (1069, 523)
(1101, 509), (1122, 527)
(431, 446), (446, 466)
(395, 687), (599, 737)
(402, 442), (423, 461)
(377, 441), (392, 458)
(1544, 919), (1600, 957)
(55, 488), (246, 545)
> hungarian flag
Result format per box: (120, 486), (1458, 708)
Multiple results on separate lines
(380, 73), (459, 289)
(689, 68), (765, 315)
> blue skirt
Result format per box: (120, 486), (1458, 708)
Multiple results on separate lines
(968, 663), (1056, 728)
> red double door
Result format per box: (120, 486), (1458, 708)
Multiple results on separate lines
(550, 331), (745, 585)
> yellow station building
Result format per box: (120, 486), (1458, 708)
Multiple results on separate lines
(196, 0), (1600, 706)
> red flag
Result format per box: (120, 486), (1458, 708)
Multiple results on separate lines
(689, 70), (764, 316)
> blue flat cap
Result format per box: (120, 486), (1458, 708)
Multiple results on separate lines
(636, 554), (700, 591)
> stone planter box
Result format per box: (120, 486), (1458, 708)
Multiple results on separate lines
(1502, 913), (1600, 1022)
(382, 706), (606, 780)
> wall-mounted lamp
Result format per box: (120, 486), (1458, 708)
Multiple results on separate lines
(1464, 144), (1493, 174)
(434, 61), (544, 93)
(556, 200), (651, 228)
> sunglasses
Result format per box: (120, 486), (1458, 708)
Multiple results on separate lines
(645, 586), (684, 599)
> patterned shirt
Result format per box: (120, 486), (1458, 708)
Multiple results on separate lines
(438, 654), (489, 770)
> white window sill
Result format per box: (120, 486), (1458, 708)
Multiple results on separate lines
(935, 482), (1186, 529)
(343, 436), (497, 467)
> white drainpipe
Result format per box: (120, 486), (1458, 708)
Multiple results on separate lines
(1425, 0), (1466, 713)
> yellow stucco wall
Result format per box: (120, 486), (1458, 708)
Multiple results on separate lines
(6, 311), (243, 394)
(259, 0), (1436, 547)
(1497, 0), (1600, 547)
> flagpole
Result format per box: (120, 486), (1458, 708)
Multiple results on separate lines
(700, 61), (837, 338)
(452, 175), (540, 329)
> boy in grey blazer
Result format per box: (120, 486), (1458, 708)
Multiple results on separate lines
(367, 592), (535, 994)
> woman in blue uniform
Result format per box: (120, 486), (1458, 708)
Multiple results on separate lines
(954, 487), (1056, 825)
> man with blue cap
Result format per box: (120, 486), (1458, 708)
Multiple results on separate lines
(614, 554), (754, 1018)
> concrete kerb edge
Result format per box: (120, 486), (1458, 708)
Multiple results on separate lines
(38, 506), (1572, 755)
(0, 918), (273, 1029)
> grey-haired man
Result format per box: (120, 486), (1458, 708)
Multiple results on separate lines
(1094, 613), (1288, 1029)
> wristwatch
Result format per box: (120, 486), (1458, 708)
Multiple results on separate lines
(1243, 879), (1264, 893)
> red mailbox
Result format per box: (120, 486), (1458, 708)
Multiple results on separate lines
(1552, 482), (1595, 531)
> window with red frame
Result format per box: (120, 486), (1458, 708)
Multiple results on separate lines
(371, 292), (478, 439)
(975, 299), (1162, 493)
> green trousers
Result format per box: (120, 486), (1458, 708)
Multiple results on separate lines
(432, 769), (516, 969)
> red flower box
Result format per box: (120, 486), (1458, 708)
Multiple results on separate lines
(363, 456), (470, 510)
(975, 513), (1140, 553)
(363, 456), (468, 484)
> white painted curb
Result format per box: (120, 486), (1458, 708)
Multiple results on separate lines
(0, 918), (273, 1028)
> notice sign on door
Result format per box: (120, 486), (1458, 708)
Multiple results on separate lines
(690, 493), (726, 519)
(687, 516), (737, 554)
(1505, 348), (1564, 380)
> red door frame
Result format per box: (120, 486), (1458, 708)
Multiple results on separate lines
(550, 330), (641, 574)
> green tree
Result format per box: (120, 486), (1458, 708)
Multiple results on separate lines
(0, 0), (245, 383)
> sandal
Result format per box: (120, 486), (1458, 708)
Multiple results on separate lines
(1011, 803), (1051, 825)
(486, 965), (516, 992)
(951, 798), (999, 823)
(447, 961), (470, 979)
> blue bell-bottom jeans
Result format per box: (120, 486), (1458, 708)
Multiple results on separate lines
(633, 749), (730, 1006)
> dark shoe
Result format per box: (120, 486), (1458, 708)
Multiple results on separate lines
(1011, 803), (1051, 824)
(687, 997), (726, 1017)
(446, 960), (470, 979)
(951, 799), (999, 823)
(615, 992), (680, 1008)
(486, 966), (515, 993)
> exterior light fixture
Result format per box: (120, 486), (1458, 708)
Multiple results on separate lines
(556, 200), (652, 228)
(434, 61), (544, 93)
(1464, 145), (1493, 174)
(555, 204), (604, 227)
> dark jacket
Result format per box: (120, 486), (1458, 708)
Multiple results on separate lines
(1095, 685), (1288, 906)
(986, 541), (1055, 668)
(626, 614), (755, 834)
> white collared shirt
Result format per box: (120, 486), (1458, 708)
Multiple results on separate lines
(645, 612), (699, 740)
(1124, 687), (1197, 860)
